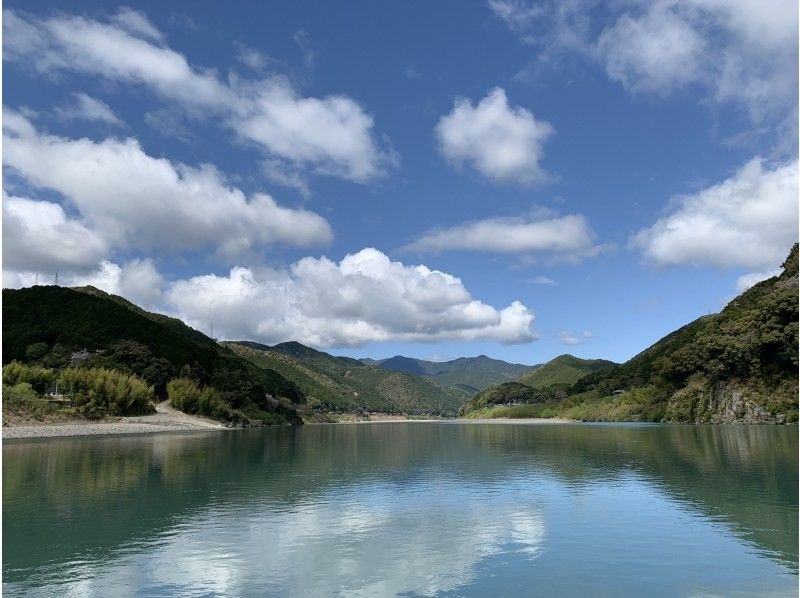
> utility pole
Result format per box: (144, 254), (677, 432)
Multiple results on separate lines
(54, 268), (59, 286)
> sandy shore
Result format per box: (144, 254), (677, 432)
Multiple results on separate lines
(3, 400), (228, 440)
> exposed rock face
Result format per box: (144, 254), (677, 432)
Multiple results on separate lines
(707, 383), (774, 424)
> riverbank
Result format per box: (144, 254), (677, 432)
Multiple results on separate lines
(3, 400), (228, 439)
(3, 410), (580, 438)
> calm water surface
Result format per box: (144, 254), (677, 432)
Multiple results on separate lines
(3, 422), (798, 597)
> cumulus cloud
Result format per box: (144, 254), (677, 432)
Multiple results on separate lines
(435, 88), (554, 184)
(3, 8), (393, 185)
(489, 0), (798, 123)
(3, 111), (332, 256)
(2, 192), (108, 274)
(630, 158), (798, 270)
(735, 269), (782, 293)
(55, 93), (124, 127)
(596, 4), (707, 95)
(3, 259), (164, 308)
(403, 213), (604, 261)
(166, 248), (537, 347)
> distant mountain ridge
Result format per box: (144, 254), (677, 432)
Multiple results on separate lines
(364, 354), (538, 393)
(229, 341), (469, 416)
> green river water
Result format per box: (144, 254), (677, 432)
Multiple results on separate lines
(3, 422), (797, 596)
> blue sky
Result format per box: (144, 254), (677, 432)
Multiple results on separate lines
(3, 0), (798, 364)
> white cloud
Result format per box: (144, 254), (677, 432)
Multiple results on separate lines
(2, 192), (108, 274)
(529, 275), (557, 286)
(435, 88), (554, 184)
(559, 329), (592, 346)
(559, 331), (581, 346)
(110, 7), (164, 43)
(55, 93), (124, 127)
(262, 159), (311, 197)
(488, 0), (544, 32)
(404, 66), (422, 80)
(735, 269), (782, 293)
(630, 158), (798, 270)
(3, 9), (392, 185)
(3, 259), (164, 308)
(490, 0), (594, 53)
(403, 213), (604, 261)
(235, 43), (274, 72)
(489, 0), (798, 123)
(166, 248), (537, 347)
(293, 30), (315, 69)
(234, 79), (391, 182)
(596, 4), (707, 94)
(3, 111), (332, 256)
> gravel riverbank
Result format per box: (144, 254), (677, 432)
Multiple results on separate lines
(3, 400), (228, 439)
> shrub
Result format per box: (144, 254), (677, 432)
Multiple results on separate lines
(167, 377), (233, 421)
(3, 383), (59, 420)
(58, 367), (154, 418)
(2, 361), (55, 393)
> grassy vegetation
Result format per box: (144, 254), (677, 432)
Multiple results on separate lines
(229, 341), (469, 416)
(57, 367), (154, 418)
(3, 286), (305, 425)
(462, 245), (799, 424)
(3, 361), (155, 420)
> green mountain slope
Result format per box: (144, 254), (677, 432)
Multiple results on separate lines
(463, 245), (799, 423)
(459, 354), (616, 416)
(371, 355), (537, 393)
(229, 341), (469, 416)
(3, 286), (304, 424)
(518, 354), (615, 389)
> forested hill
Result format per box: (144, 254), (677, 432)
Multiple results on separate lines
(463, 245), (798, 424)
(228, 341), (469, 416)
(2, 285), (304, 425)
(517, 354), (616, 389)
(459, 354), (616, 416)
